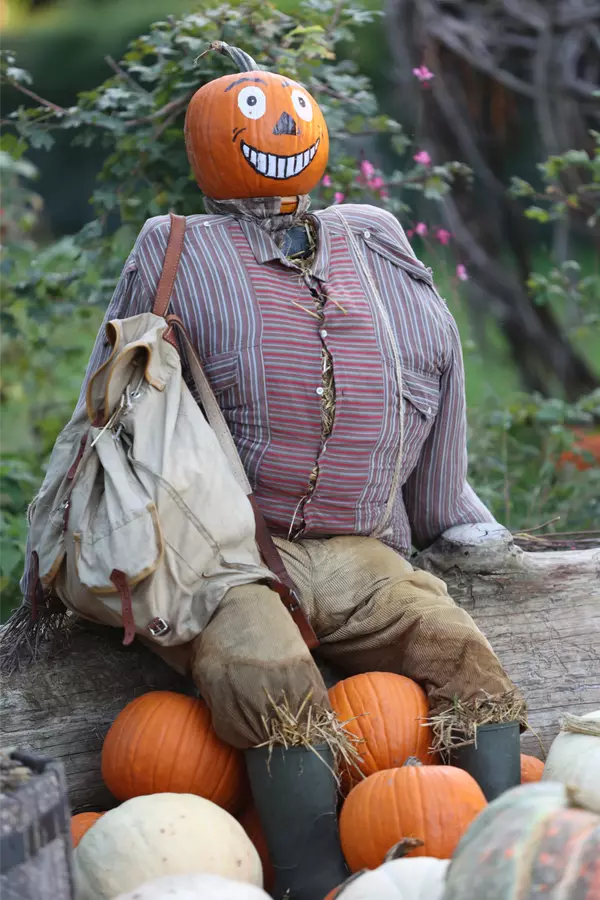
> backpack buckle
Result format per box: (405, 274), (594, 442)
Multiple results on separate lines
(147, 617), (170, 638)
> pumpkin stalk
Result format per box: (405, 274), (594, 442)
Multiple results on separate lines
(196, 40), (261, 72)
(384, 837), (425, 861)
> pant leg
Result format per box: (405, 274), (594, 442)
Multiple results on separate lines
(190, 581), (329, 749)
(284, 536), (524, 718)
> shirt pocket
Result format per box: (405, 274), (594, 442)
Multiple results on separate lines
(203, 350), (240, 394)
(401, 369), (440, 455)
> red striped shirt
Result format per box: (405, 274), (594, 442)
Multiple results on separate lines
(71, 203), (494, 555)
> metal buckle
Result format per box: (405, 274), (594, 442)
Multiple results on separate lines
(147, 617), (170, 638)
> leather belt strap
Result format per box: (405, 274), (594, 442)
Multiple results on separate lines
(152, 213), (318, 649)
(110, 569), (136, 646)
(152, 212), (187, 319)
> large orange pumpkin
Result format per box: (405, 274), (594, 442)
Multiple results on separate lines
(520, 754), (544, 783)
(71, 811), (104, 847)
(239, 806), (275, 892)
(328, 673), (435, 791)
(101, 691), (246, 813)
(339, 761), (487, 871)
(185, 42), (329, 201)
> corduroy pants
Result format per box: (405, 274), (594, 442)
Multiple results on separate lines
(185, 536), (523, 749)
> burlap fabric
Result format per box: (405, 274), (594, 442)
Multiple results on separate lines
(187, 536), (523, 748)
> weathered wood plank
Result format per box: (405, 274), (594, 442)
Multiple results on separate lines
(0, 624), (191, 812)
(415, 524), (600, 756)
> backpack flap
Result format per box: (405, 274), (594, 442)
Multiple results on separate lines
(71, 410), (163, 594)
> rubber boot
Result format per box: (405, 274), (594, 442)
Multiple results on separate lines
(245, 745), (350, 900)
(450, 721), (521, 802)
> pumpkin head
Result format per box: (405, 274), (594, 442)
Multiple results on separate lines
(185, 42), (329, 201)
(339, 760), (487, 871)
(328, 672), (436, 793)
(520, 754), (544, 783)
(101, 691), (247, 814)
(71, 811), (104, 847)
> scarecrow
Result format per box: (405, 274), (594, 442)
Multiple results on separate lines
(14, 43), (526, 900)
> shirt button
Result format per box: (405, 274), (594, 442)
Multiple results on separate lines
(316, 387), (324, 396)
(363, 229), (371, 238)
(426, 406), (432, 415)
(320, 329), (328, 338)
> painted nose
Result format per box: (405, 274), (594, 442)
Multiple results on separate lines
(273, 111), (298, 135)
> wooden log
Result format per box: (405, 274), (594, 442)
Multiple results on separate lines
(415, 523), (600, 757)
(1, 524), (598, 810)
(0, 624), (192, 812)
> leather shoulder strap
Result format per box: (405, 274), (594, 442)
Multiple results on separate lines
(157, 217), (318, 651)
(152, 213), (186, 318)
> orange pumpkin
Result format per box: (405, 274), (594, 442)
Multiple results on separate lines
(185, 43), (329, 201)
(339, 761), (487, 871)
(101, 691), (247, 813)
(71, 811), (104, 847)
(239, 806), (275, 892)
(520, 753), (544, 783)
(328, 673), (435, 791)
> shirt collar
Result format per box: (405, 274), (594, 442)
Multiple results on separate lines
(238, 213), (331, 282)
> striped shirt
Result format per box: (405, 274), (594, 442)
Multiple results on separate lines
(71, 203), (494, 555)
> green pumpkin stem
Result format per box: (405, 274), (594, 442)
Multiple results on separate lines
(197, 40), (261, 72)
(404, 756), (423, 767)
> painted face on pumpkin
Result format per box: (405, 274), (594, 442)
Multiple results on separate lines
(185, 71), (329, 201)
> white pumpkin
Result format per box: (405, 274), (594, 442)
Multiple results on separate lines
(74, 793), (262, 900)
(542, 710), (600, 814)
(334, 857), (449, 900)
(111, 873), (270, 899)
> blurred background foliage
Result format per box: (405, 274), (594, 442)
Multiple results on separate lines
(1, 0), (599, 619)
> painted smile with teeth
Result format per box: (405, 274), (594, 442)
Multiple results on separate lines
(241, 138), (320, 180)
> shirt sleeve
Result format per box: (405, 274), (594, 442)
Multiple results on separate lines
(403, 313), (496, 550)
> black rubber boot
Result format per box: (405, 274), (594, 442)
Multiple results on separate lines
(450, 721), (521, 802)
(245, 745), (350, 900)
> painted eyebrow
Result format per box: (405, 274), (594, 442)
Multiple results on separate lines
(224, 77), (268, 92)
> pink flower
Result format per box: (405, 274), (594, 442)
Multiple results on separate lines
(413, 150), (432, 167)
(406, 229), (414, 238)
(413, 66), (435, 83)
(322, 175), (332, 187)
(360, 160), (375, 180)
(370, 176), (385, 190)
(414, 222), (428, 237)
(456, 263), (469, 281)
(436, 228), (452, 245)
(333, 192), (345, 204)
(380, 189), (389, 200)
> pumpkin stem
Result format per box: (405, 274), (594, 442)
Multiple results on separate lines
(384, 838), (425, 862)
(403, 756), (423, 767)
(197, 40), (261, 72)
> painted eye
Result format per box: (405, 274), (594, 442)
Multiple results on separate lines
(291, 89), (313, 123)
(237, 85), (267, 120)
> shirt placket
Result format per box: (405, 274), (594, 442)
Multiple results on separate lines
(288, 274), (337, 541)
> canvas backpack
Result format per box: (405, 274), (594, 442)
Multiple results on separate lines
(25, 214), (318, 650)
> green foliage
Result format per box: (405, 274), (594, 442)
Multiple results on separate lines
(467, 390), (600, 532)
(2, 0), (468, 229)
